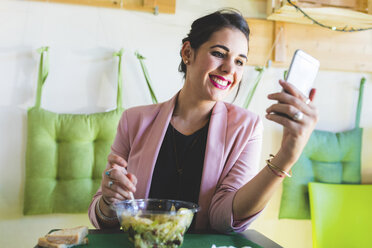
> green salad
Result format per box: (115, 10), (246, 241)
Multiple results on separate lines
(121, 208), (194, 248)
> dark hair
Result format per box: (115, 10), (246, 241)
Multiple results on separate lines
(178, 9), (250, 76)
(178, 9), (250, 102)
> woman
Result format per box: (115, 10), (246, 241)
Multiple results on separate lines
(88, 9), (318, 233)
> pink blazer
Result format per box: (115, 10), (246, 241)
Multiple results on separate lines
(88, 93), (263, 233)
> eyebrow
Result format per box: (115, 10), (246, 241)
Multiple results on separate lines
(210, 44), (247, 60)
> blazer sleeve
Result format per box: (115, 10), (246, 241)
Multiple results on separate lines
(88, 110), (131, 229)
(208, 116), (263, 233)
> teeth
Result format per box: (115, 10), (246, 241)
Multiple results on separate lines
(211, 76), (228, 87)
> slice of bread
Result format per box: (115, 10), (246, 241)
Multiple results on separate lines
(37, 237), (88, 248)
(46, 226), (88, 245)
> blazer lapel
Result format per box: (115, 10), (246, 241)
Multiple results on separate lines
(133, 94), (177, 199)
(195, 101), (227, 230)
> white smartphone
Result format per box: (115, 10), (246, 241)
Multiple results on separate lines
(285, 49), (320, 97)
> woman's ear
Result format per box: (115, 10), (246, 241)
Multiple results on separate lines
(181, 41), (193, 64)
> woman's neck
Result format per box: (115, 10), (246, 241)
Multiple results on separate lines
(171, 88), (215, 135)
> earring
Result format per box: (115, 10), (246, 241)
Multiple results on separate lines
(184, 60), (189, 65)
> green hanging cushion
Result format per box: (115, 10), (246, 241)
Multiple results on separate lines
(279, 128), (362, 219)
(279, 77), (365, 219)
(24, 48), (124, 214)
(24, 108), (123, 214)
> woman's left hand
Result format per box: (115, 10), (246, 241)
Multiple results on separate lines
(265, 80), (318, 165)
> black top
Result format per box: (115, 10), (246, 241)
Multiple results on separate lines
(149, 122), (209, 203)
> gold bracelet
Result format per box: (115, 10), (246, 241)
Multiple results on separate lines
(266, 154), (292, 178)
(266, 163), (284, 178)
(96, 196), (117, 222)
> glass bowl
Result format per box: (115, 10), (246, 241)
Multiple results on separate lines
(111, 199), (200, 248)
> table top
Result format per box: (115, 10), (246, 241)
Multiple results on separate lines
(36, 229), (283, 248)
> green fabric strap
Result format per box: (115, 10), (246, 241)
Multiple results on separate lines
(355, 77), (366, 128)
(243, 66), (265, 109)
(281, 73), (365, 127)
(35, 46), (50, 108)
(34, 47), (124, 109)
(135, 51), (158, 104)
(282, 72), (365, 127)
(113, 49), (124, 109)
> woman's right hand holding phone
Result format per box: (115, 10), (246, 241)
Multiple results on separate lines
(266, 80), (318, 168)
(101, 153), (137, 205)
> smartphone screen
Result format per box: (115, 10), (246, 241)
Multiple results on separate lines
(285, 49), (320, 97)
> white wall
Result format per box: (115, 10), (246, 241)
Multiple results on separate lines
(0, 0), (371, 247)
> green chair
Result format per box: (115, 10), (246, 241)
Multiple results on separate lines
(308, 182), (372, 248)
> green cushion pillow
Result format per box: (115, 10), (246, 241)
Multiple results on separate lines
(24, 47), (124, 214)
(24, 108), (123, 214)
(279, 128), (362, 219)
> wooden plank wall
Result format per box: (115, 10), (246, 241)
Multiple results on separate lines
(31, 0), (176, 14)
(246, 18), (372, 73)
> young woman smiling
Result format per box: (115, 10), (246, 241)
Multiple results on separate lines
(88, 9), (318, 233)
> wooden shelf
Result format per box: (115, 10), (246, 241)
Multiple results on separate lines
(246, 18), (372, 73)
(267, 0), (372, 30)
(31, 0), (176, 14)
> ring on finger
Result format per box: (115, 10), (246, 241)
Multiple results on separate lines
(108, 180), (114, 188)
(293, 111), (304, 121)
(105, 169), (112, 178)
